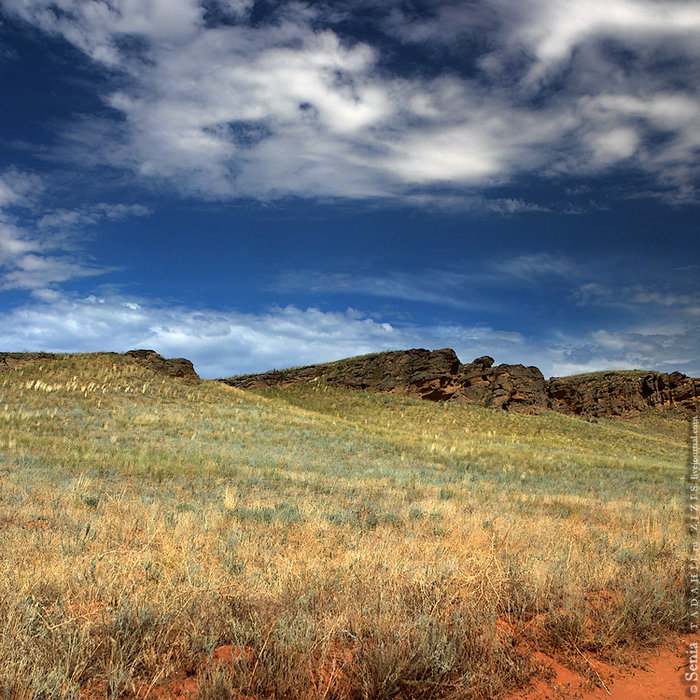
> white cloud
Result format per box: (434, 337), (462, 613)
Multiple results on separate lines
(550, 325), (700, 376)
(0, 254), (110, 291)
(631, 290), (700, 311)
(211, 0), (255, 20)
(490, 253), (577, 281)
(588, 127), (639, 167)
(0, 170), (147, 291)
(1, 0), (204, 65)
(3, 0), (699, 201)
(400, 193), (549, 214)
(500, 0), (700, 85)
(2, 289), (696, 379)
(278, 255), (580, 311)
(383, 3), (495, 46)
(573, 280), (700, 318)
(556, 278), (700, 374)
(38, 203), (150, 231)
(0, 288), (538, 377)
(278, 270), (477, 310)
(0, 167), (42, 208)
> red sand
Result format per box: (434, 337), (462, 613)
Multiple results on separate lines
(508, 636), (693, 700)
(136, 645), (255, 700)
(77, 636), (694, 699)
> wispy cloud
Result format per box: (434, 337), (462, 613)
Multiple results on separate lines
(278, 254), (590, 309)
(490, 253), (577, 282)
(559, 277), (700, 374)
(3, 0), (699, 202)
(275, 259), (700, 375)
(38, 203), (150, 232)
(401, 193), (550, 214)
(489, 0), (700, 86)
(0, 170), (148, 292)
(277, 271), (477, 310)
(573, 280), (700, 317)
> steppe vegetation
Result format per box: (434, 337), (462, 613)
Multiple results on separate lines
(0, 354), (687, 698)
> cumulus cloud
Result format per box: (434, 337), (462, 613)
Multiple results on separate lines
(559, 278), (700, 374)
(2, 0), (699, 201)
(2, 288), (696, 378)
(0, 167), (43, 210)
(549, 324), (700, 377)
(0, 291), (531, 377)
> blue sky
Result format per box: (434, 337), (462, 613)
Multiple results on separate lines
(0, 0), (698, 378)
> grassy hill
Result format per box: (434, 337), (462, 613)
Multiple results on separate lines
(0, 353), (688, 698)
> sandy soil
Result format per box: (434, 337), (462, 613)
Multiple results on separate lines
(508, 636), (693, 700)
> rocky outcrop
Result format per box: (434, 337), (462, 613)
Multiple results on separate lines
(125, 349), (200, 382)
(0, 349), (200, 383)
(221, 348), (699, 417)
(221, 348), (460, 396)
(454, 356), (549, 411)
(545, 370), (699, 417)
(3, 345), (694, 416)
(221, 348), (548, 414)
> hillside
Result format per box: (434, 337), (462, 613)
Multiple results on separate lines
(0, 351), (689, 698)
(222, 347), (700, 417)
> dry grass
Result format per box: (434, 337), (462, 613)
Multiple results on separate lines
(0, 354), (688, 698)
(556, 368), (664, 380)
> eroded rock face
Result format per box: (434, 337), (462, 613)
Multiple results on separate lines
(221, 348), (460, 398)
(221, 348), (699, 416)
(221, 348), (548, 413)
(124, 350), (200, 382)
(453, 358), (548, 412)
(545, 371), (699, 417)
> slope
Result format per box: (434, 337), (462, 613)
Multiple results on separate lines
(0, 352), (690, 699)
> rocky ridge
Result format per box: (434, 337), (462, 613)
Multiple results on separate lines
(221, 348), (699, 417)
(0, 349), (200, 382)
(1, 347), (695, 417)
